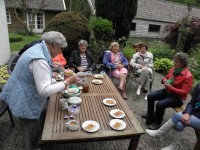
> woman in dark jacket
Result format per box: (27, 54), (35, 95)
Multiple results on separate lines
(69, 40), (96, 72)
(145, 84), (200, 150)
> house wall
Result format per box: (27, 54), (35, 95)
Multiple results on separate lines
(0, 0), (11, 65)
(8, 11), (60, 33)
(8, 10), (24, 33)
(130, 19), (170, 39)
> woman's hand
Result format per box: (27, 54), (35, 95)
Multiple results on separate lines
(164, 81), (172, 89)
(181, 113), (191, 125)
(53, 62), (61, 67)
(65, 75), (78, 85)
(77, 67), (85, 72)
(116, 64), (124, 69)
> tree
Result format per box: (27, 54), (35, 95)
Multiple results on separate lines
(163, 16), (200, 53)
(6, 0), (46, 35)
(65, 0), (91, 18)
(95, 0), (138, 39)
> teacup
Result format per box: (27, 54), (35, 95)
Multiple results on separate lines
(66, 120), (78, 131)
(59, 98), (68, 110)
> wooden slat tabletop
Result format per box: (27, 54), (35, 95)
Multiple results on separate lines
(41, 75), (144, 149)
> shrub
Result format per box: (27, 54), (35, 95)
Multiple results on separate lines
(154, 58), (173, 74)
(149, 41), (176, 60)
(44, 12), (90, 60)
(9, 34), (23, 42)
(89, 17), (114, 61)
(89, 17), (114, 41)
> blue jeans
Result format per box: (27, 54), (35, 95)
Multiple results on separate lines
(147, 89), (183, 123)
(172, 112), (200, 132)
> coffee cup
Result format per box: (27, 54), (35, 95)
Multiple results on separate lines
(66, 120), (78, 131)
(59, 98), (68, 110)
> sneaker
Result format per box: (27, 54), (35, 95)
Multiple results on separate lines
(144, 95), (147, 101)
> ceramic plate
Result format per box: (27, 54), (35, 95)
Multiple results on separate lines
(103, 98), (116, 106)
(109, 119), (126, 130)
(92, 79), (102, 85)
(68, 97), (82, 105)
(62, 86), (81, 98)
(94, 74), (104, 79)
(110, 109), (125, 119)
(82, 120), (100, 133)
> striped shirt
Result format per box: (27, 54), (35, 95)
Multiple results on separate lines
(80, 54), (88, 69)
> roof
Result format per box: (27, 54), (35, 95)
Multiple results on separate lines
(5, 0), (66, 11)
(135, 0), (200, 23)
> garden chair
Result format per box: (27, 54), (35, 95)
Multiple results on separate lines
(0, 100), (15, 126)
(0, 54), (20, 127)
(128, 65), (154, 99)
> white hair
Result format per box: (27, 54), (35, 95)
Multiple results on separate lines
(41, 31), (68, 48)
(78, 39), (88, 47)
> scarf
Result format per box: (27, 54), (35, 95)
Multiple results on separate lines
(166, 67), (184, 84)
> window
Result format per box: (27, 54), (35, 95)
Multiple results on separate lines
(148, 24), (161, 32)
(131, 23), (136, 31)
(6, 10), (11, 24)
(27, 11), (44, 32)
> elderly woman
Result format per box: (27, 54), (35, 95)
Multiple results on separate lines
(0, 31), (78, 150)
(103, 42), (129, 99)
(141, 52), (193, 130)
(69, 39), (96, 72)
(130, 44), (153, 96)
(145, 83), (200, 150)
(133, 42), (143, 52)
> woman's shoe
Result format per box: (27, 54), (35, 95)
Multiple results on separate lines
(136, 85), (142, 95)
(122, 93), (127, 100)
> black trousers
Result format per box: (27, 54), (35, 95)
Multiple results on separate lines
(147, 88), (183, 123)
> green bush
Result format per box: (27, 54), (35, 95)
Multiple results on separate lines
(154, 58), (173, 74)
(149, 41), (176, 60)
(89, 17), (114, 41)
(189, 50), (200, 81)
(44, 12), (90, 60)
(9, 34), (23, 42)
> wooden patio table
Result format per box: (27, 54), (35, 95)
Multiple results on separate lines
(41, 75), (145, 150)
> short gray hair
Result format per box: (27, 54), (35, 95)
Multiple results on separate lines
(173, 52), (189, 67)
(78, 40), (88, 47)
(41, 31), (67, 48)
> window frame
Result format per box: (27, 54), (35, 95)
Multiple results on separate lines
(148, 24), (161, 33)
(6, 10), (11, 24)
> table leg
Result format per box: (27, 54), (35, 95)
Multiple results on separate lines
(128, 135), (141, 150)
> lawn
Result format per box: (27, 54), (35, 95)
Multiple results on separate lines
(10, 35), (41, 52)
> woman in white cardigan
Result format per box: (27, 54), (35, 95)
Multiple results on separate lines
(130, 44), (153, 97)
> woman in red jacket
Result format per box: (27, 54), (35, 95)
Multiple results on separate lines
(141, 52), (193, 130)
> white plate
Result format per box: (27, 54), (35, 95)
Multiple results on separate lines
(110, 109), (125, 119)
(92, 79), (102, 85)
(94, 74), (104, 79)
(103, 98), (116, 106)
(62, 88), (81, 98)
(68, 97), (82, 105)
(82, 120), (100, 132)
(109, 119), (126, 130)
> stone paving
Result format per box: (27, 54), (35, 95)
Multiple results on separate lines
(0, 72), (196, 150)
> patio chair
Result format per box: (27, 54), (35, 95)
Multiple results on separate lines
(128, 65), (154, 95)
(0, 100), (15, 126)
(7, 53), (20, 74)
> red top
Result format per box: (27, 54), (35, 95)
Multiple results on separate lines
(52, 53), (67, 67)
(161, 67), (193, 100)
